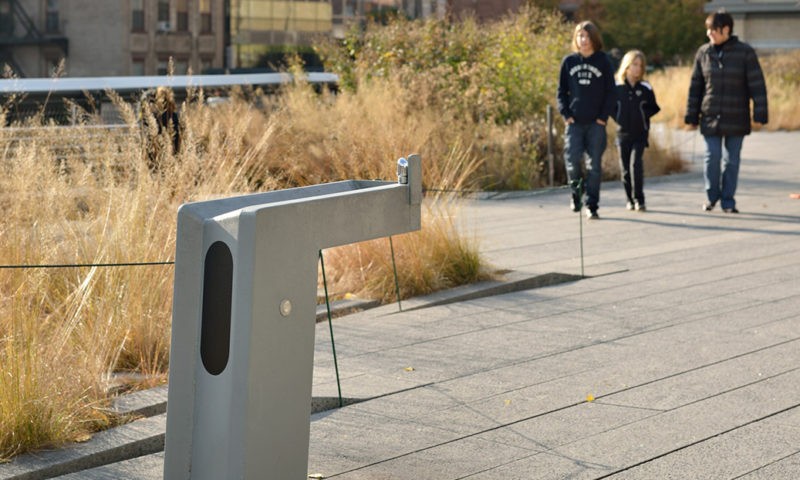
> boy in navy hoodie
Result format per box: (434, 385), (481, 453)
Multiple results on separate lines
(612, 50), (660, 211)
(557, 21), (615, 219)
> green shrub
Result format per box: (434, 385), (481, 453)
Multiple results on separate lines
(315, 5), (571, 125)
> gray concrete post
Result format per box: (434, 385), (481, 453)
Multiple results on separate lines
(163, 155), (422, 479)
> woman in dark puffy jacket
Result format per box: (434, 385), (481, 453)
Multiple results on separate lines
(685, 9), (768, 214)
(612, 50), (660, 212)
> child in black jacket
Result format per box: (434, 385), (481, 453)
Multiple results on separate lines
(612, 50), (660, 211)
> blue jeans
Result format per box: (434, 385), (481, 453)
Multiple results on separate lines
(565, 122), (606, 210)
(703, 135), (744, 210)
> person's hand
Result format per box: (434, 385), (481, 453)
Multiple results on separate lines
(686, 124), (698, 131)
(596, 119), (606, 126)
(566, 117), (575, 125)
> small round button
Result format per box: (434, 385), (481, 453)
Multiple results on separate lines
(279, 299), (292, 317)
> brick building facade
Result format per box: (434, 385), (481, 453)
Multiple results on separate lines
(0, 0), (226, 77)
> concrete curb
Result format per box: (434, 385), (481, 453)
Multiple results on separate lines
(0, 416), (165, 480)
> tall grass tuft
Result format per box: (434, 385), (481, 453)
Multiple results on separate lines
(322, 200), (491, 304)
(0, 93), (293, 458)
(759, 50), (800, 130)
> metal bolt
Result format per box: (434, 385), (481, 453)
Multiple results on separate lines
(279, 299), (292, 317)
(397, 157), (408, 184)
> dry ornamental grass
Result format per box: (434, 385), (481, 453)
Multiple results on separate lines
(0, 79), (491, 460)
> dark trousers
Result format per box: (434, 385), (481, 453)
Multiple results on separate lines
(617, 137), (646, 205)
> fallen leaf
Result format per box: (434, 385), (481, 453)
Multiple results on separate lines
(586, 394), (595, 402)
(404, 366), (415, 372)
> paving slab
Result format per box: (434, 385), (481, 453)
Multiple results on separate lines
(607, 408), (800, 479)
(736, 452), (800, 480)
(54, 454), (164, 480)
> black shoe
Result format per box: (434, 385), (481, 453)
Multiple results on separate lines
(570, 193), (582, 212)
(723, 207), (739, 214)
(586, 209), (599, 220)
(703, 201), (716, 212)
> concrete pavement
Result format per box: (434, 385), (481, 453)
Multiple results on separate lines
(305, 130), (800, 479)
(2, 129), (799, 479)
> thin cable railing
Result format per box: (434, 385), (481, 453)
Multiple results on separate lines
(0, 260), (174, 269)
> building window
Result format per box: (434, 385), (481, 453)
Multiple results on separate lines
(0, 1), (12, 37)
(344, 0), (357, 16)
(158, 0), (170, 22)
(200, 0), (212, 33)
(200, 57), (213, 74)
(157, 58), (169, 75)
(45, 0), (59, 33)
(132, 0), (145, 31)
(131, 57), (145, 76)
(176, 0), (188, 31)
(174, 58), (188, 75)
